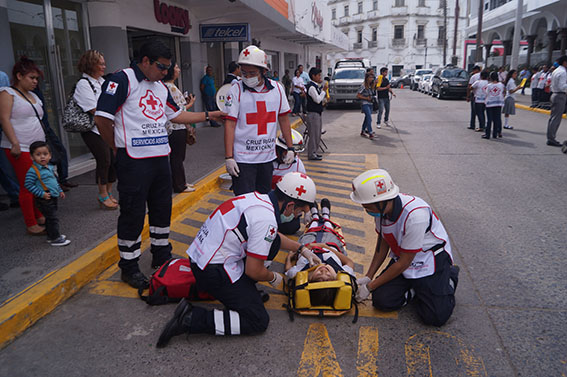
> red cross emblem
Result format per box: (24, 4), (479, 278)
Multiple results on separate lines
(243, 49), (250, 57)
(210, 196), (245, 219)
(269, 227), (276, 235)
(295, 185), (306, 196)
(299, 173), (308, 179)
(375, 179), (387, 194)
(139, 90), (164, 121)
(227, 95), (231, 101)
(376, 180), (384, 189)
(109, 82), (116, 90)
(246, 101), (276, 135)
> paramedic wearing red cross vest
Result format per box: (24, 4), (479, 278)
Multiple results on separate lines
(94, 40), (223, 289)
(351, 169), (460, 326)
(224, 45), (295, 196)
(156, 172), (321, 347)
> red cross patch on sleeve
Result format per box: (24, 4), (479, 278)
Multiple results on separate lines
(264, 225), (277, 242)
(106, 81), (118, 95)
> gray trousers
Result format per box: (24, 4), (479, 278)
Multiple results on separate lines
(547, 93), (566, 142)
(306, 112), (322, 158)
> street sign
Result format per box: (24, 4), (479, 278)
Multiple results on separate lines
(199, 23), (250, 42)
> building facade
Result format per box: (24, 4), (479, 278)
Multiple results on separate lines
(0, 0), (346, 176)
(465, 0), (567, 69)
(326, 0), (468, 76)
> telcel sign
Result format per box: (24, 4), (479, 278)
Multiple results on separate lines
(199, 23), (250, 42)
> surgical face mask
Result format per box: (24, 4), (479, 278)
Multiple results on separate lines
(365, 209), (382, 218)
(280, 212), (295, 223)
(242, 76), (261, 88)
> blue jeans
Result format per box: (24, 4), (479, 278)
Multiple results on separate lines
(485, 106), (502, 138)
(292, 92), (305, 114)
(361, 104), (373, 134)
(474, 103), (486, 130)
(377, 98), (390, 124)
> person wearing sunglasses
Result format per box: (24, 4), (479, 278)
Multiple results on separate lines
(94, 39), (224, 290)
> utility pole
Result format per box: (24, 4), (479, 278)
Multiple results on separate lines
(509, 0), (524, 69)
(443, 0), (448, 65)
(452, 0), (459, 65)
(475, 0), (484, 64)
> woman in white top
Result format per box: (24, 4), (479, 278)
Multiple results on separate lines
(163, 61), (196, 193)
(502, 70), (521, 130)
(74, 50), (117, 210)
(291, 69), (306, 116)
(0, 57), (46, 234)
(483, 71), (506, 140)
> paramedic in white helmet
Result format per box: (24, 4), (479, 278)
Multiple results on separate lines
(351, 169), (459, 326)
(157, 172), (321, 347)
(223, 45), (295, 196)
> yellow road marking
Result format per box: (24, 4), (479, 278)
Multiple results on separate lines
(356, 326), (379, 377)
(297, 323), (344, 377)
(405, 331), (487, 377)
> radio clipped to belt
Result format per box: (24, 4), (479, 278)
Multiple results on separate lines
(283, 266), (359, 323)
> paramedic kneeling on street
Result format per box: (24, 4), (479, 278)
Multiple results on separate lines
(351, 169), (459, 326)
(157, 172), (321, 347)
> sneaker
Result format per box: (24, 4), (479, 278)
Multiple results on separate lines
(385, 120), (392, 127)
(49, 235), (71, 247)
(321, 128), (327, 135)
(360, 130), (368, 137)
(320, 198), (331, 215)
(503, 125), (514, 129)
(376, 123), (381, 129)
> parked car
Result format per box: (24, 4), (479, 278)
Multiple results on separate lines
(418, 74), (432, 93)
(328, 60), (367, 106)
(430, 67), (469, 99)
(411, 69), (433, 91)
(391, 74), (412, 88)
(421, 74), (433, 94)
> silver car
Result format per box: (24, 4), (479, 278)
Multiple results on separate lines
(420, 75), (433, 94)
(328, 63), (367, 106)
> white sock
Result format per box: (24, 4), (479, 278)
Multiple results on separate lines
(504, 118), (509, 126)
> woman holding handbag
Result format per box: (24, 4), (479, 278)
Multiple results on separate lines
(74, 50), (118, 210)
(163, 60), (197, 193)
(0, 56), (46, 234)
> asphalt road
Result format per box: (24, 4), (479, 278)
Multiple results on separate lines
(1, 89), (566, 376)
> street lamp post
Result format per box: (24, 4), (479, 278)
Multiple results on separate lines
(424, 39), (428, 68)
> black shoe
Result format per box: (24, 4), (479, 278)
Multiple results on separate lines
(308, 156), (323, 160)
(481, 135), (490, 139)
(320, 198), (331, 215)
(61, 181), (79, 188)
(547, 140), (562, 147)
(258, 289), (270, 303)
(156, 298), (193, 348)
(467, 126), (475, 130)
(121, 271), (149, 290)
(316, 154), (323, 158)
(449, 265), (460, 292)
(61, 185), (70, 192)
(562, 141), (567, 154)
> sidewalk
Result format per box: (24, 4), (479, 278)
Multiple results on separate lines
(514, 87), (566, 119)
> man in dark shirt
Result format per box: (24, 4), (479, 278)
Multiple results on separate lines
(375, 67), (396, 129)
(223, 61), (240, 85)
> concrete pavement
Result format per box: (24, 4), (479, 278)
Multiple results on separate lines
(1, 89), (567, 376)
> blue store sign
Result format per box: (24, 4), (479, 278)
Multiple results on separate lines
(199, 23), (250, 42)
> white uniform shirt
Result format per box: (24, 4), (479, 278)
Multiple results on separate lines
(73, 73), (104, 134)
(187, 192), (278, 283)
(271, 157), (306, 189)
(292, 76), (304, 94)
(537, 72), (548, 89)
(224, 79), (290, 164)
(505, 79), (517, 100)
(468, 72), (480, 86)
(0, 87), (45, 152)
(471, 79), (488, 104)
(550, 65), (567, 94)
(377, 194), (453, 279)
(485, 82), (505, 108)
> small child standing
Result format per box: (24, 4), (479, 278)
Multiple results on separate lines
(483, 71), (505, 140)
(24, 141), (71, 246)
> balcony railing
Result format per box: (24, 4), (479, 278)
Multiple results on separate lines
(415, 38), (426, 46)
(353, 42), (363, 49)
(392, 38), (406, 48)
(368, 41), (377, 48)
(338, 16), (350, 25)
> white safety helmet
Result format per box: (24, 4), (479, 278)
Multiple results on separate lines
(276, 172), (316, 204)
(350, 169), (399, 204)
(237, 45), (268, 69)
(276, 129), (305, 152)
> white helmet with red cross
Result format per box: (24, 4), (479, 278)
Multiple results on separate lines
(238, 45), (268, 69)
(276, 129), (305, 152)
(350, 169), (399, 204)
(276, 172), (316, 204)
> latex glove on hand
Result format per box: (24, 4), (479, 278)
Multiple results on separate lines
(282, 150), (295, 164)
(225, 158), (240, 177)
(355, 283), (371, 302)
(269, 272), (283, 289)
(357, 276), (371, 286)
(300, 248), (320, 267)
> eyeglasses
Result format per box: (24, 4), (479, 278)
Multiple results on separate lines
(153, 61), (172, 71)
(240, 69), (260, 78)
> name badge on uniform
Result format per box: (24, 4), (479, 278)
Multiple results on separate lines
(106, 81), (118, 95)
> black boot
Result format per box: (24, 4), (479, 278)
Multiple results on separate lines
(121, 271), (149, 290)
(156, 299), (193, 348)
(321, 198), (331, 216)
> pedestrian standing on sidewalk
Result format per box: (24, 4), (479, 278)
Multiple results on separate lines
(545, 55), (567, 147)
(305, 67), (327, 161)
(24, 141), (70, 247)
(471, 70), (489, 132)
(200, 65), (221, 127)
(375, 67), (395, 129)
(519, 67), (530, 95)
(530, 67), (541, 107)
(483, 71), (505, 139)
(536, 65), (549, 108)
(223, 61), (240, 86)
(282, 69), (292, 99)
(94, 39), (223, 289)
(357, 73), (376, 139)
(503, 70), (521, 130)
(291, 69), (306, 116)
(466, 65), (481, 130)
(223, 45), (294, 196)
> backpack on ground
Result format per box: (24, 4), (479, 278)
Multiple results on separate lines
(138, 258), (213, 305)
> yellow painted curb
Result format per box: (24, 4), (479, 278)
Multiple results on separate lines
(516, 103), (567, 119)
(0, 118), (303, 349)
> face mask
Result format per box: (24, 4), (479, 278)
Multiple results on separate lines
(280, 213), (295, 223)
(242, 76), (260, 88)
(365, 210), (382, 218)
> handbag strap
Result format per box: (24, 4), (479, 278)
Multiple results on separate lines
(10, 86), (48, 135)
(31, 164), (49, 193)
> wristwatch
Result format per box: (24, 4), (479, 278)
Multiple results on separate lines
(205, 110), (209, 121)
